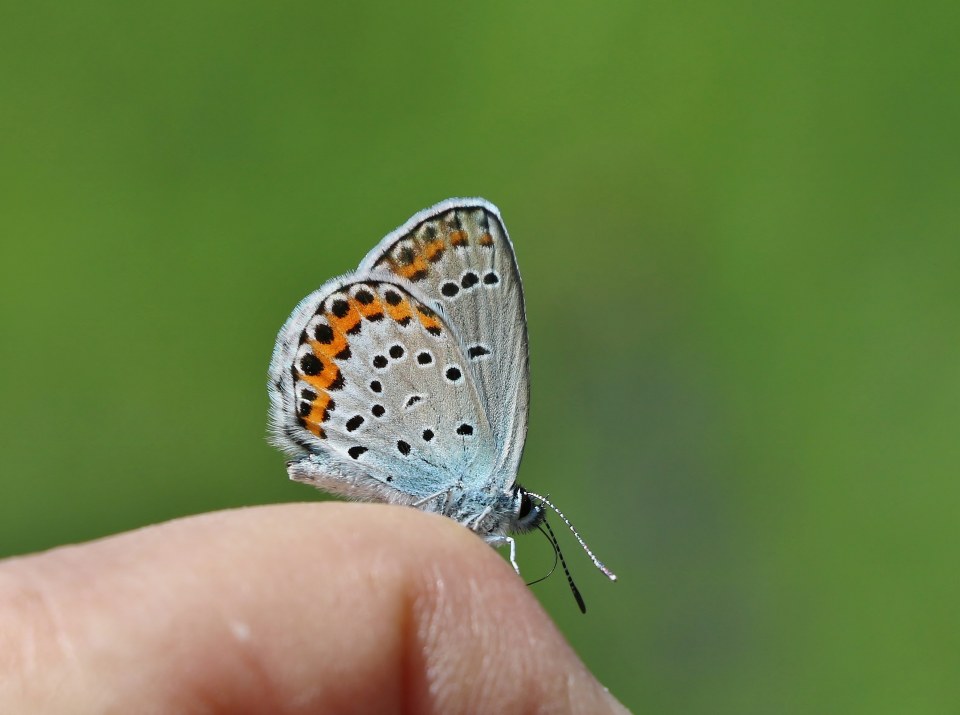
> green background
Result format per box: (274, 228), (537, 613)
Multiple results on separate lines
(2, 2), (957, 712)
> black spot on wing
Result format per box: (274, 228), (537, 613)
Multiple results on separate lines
(299, 354), (322, 376)
(314, 324), (334, 343)
(397, 246), (415, 265)
(331, 299), (350, 318)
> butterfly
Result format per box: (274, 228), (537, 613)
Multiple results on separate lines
(267, 198), (615, 611)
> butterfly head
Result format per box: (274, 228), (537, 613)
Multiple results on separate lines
(511, 485), (546, 534)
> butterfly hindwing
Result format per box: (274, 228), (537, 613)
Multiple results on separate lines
(268, 275), (497, 503)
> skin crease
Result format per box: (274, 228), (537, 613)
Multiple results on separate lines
(0, 503), (630, 715)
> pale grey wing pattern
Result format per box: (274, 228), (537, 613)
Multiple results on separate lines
(357, 198), (529, 487)
(268, 274), (496, 503)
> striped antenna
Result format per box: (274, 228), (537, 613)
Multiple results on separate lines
(525, 491), (618, 582)
(539, 520), (587, 613)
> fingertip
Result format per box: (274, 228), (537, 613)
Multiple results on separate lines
(1, 503), (627, 714)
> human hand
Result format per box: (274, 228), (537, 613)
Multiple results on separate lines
(1, 503), (628, 714)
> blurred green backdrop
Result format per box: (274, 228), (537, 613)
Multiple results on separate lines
(1, 2), (957, 712)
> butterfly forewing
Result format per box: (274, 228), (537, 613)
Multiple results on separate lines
(358, 199), (530, 486)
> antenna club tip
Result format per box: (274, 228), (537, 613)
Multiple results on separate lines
(597, 564), (617, 581)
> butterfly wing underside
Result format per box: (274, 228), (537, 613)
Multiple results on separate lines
(357, 198), (530, 489)
(268, 275), (498, 504)
(269, 198), (529, 506)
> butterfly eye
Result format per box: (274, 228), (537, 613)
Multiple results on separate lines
(518, 491), (532, 519)
(514, 489), (544, 532)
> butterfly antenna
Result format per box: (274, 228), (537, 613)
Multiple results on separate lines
(525, 525), (559, 587)
(541, 519), (587, 613)
(525, 491), (618, 582)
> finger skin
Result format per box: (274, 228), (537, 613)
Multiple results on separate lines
(0, 503), (629, 714)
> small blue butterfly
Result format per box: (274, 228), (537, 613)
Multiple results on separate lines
(268, 198), (615, 611)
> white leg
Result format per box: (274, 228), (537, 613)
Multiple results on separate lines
(483, 534), (520, 576)
(462, 505), (492, 530)
(506, 536), (519, 575)
(413, 489), (450, 510)
(485, 534), (520, 575)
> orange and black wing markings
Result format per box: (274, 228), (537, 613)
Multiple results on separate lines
(424, 237), (446, 262)
(372, 206), (498, 285)
(415, 302), (443, 336)
(477, 210), (494, 246)
(382, 288), (414, 326)
(297, 388), (335, 439)
(382, 240), (429, 282)
(288, 280), (445, 441)
(295, 351), (344, 392)
(326, 297), (363, 336)
(353, 285), (385, 321)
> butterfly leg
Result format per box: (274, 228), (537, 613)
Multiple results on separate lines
(461, 505), (493, 530)
(485, 534), (521, 576)
(413, 489), (452, 513)
(506, 536), (519, 575)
